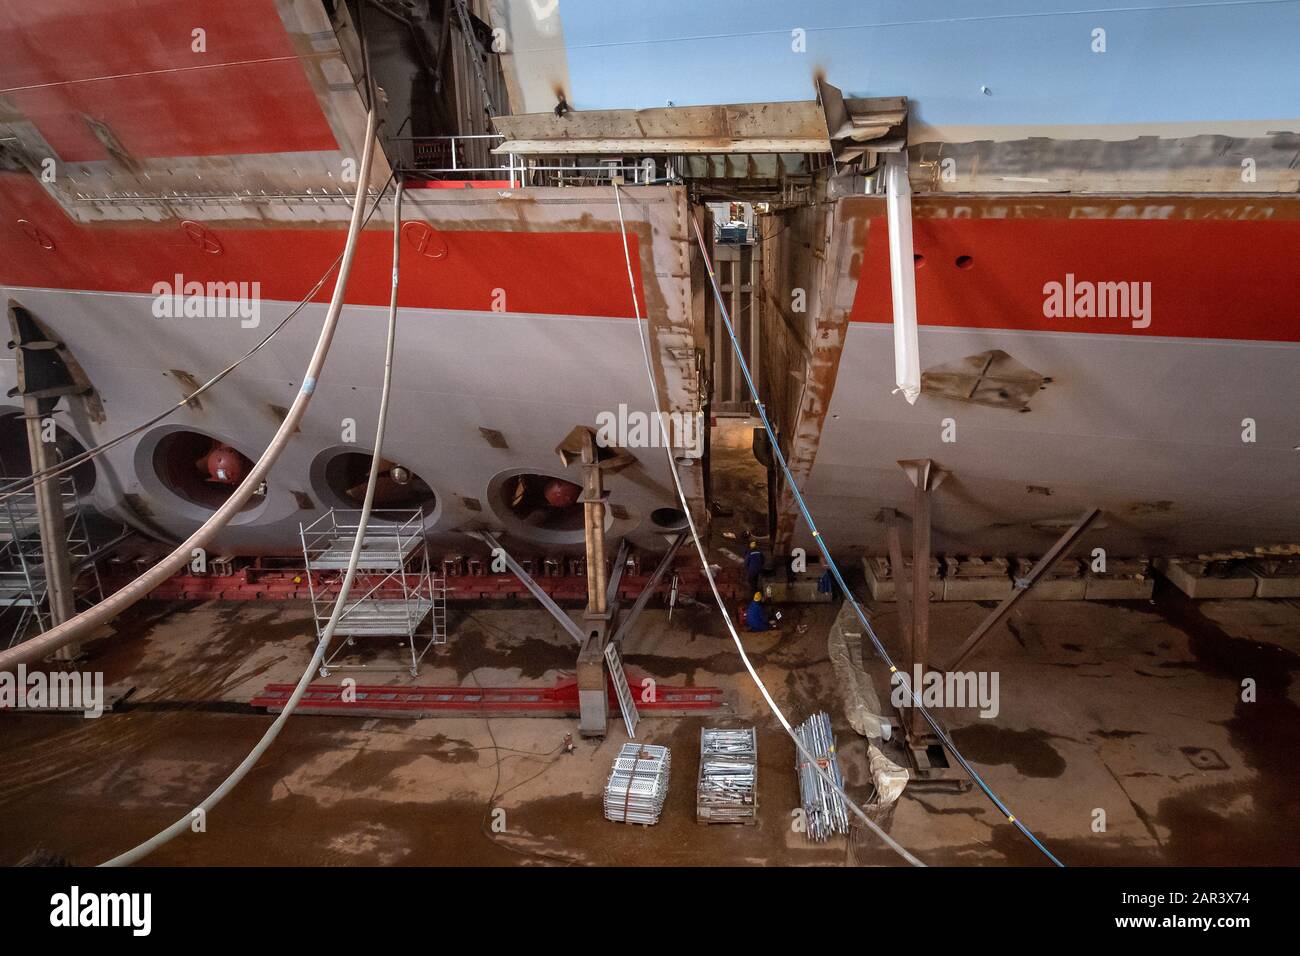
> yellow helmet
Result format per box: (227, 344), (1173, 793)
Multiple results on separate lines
(753, 591), (763, 602)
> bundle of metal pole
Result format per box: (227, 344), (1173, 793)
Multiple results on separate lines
(100, 175), (405, 867)
(697, 728), (757, 822)
(0, 110), (380, 673)
(794, 712), (849, 841)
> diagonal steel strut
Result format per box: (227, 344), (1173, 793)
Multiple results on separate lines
(472, 530), (586, 645)
(943, 508), (1102, 671)
(611, 531), (688, 645)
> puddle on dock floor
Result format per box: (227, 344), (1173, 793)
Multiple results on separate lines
(2, 593), (1297, 866)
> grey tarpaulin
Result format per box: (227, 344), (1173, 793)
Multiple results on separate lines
(827, 597), (893, 740)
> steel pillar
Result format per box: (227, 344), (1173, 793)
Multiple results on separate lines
(882, 508), (912, 663)
(944, 507), (1102, 671)
(581, 434), (609, 620)
(576, 432), (614, 736)
(8, 301), (84, 660)
(575, 632), (608, 737)
(605, 537), (629, 617)
(898, 459), (944, 737)
(24, 400), (76, 656)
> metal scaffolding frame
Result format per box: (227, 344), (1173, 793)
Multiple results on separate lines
(0, 474), (103, 648)
(300, 508), (444, 677)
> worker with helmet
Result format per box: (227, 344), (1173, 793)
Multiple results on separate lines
(745, 591), (778, 633)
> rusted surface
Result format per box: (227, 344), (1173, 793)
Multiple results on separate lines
(911, 133), (1300, 194)
(771, 196), (875, 554)
(910, 194), (1300, 220)
(493, 100), (830, 153)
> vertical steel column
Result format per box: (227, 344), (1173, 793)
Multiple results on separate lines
(581, 433), (608, 615)
(883, 508), (912, 663)
(899, 459), (944, 737)
(577, 431), (612, 736)
(25, 400), (77, 659)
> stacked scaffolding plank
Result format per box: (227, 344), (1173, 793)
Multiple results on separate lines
(603, 743), (671, 825)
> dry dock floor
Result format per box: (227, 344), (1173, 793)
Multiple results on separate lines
(1, 589), (1297, 866)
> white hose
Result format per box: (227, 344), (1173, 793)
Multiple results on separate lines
(0, 112), (380, 672)
(99, 177), (406, 867)
(612, 185), (923, 866)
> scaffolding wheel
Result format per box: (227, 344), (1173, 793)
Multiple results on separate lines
(346, 637), (355, 646)
(409, 666), (419, 678)
(319, 667), (330, 678)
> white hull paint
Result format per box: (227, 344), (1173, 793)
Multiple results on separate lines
(796, 322), (1300, 558)
(0, 286), (699, 554)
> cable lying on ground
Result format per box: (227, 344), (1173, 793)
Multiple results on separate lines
(102, 176), (407, 866)
(613, 184), (925, 867)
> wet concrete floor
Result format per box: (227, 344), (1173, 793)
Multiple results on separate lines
(1, 583), (1297, 866)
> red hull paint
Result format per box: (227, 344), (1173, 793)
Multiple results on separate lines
(248, 678), (726, 716)
(0, 0), (335, 160)
(852, 216), (1300, 343)
(0, 177), (648, 318)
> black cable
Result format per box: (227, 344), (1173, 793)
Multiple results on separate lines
(469, 667), (576, 866)
(0, 171), (398, 505)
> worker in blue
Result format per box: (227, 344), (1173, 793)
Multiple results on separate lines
(745, 539), (765, 591)
(745, 591), (778, 632)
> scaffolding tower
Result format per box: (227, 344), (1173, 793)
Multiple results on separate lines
(0, 474), (104, 648)
(300, 508), (445, 677)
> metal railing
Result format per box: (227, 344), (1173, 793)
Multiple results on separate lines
(396, 133), (663, 188)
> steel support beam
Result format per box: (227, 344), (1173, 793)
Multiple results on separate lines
(882, 507), (912, 663)
(605, 537), (629, 614)
(898, 460), (945, 737)
(576, 432), (614, 736)
(944, 508), (1102, 672)
(25, 400), (77, 657)
(611, 531), (688, 645)
(580, 433), (609, 618)
(8, 301), (82, 660)
(471, 531), (585, 645)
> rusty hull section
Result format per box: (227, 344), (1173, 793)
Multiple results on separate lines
(764, 196), (876, 555)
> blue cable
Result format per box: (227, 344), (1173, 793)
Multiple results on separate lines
(691, 215), (1064, 868)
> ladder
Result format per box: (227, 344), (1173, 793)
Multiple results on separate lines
(604, 641), (640, 738)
